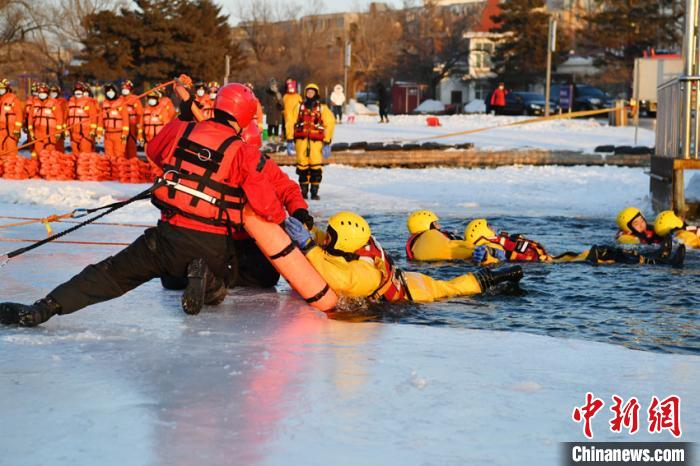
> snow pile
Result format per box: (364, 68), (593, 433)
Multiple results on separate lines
(0, 182), (120, 209)
(346, 99), (376, 115)
(464, 99), (486, 114)
(412, 99), (445, 114)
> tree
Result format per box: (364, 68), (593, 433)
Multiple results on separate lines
(395, 0), (482, 97)
(490, 0), (570, 87)
(347, 4), (402, 85)
(75, 0), (246, 85)
(580, 0), (683, 84)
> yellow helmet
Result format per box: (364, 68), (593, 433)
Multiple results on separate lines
(616, 207), (643, 233)
(464, 218), (496, 247)
(0, 79), (9, 90)
(326, 211), (371, 253)
(654, 210), (684, 237)
(304, 83), (320, 94)
(406, 210), (439, 234)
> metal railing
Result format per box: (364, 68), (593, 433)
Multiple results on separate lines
(656, 76), (700, 159)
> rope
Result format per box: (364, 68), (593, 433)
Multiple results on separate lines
(405, 107), (617, 143)
(0, 237), (130, 247)
(0, 183), (159, 267)
(0, 215), (149, 229)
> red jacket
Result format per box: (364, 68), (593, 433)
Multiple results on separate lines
(490, 88), (507, 107)
(147, 118), (286, 235)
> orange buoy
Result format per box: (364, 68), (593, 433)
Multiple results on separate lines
(242, 205), (338, 312)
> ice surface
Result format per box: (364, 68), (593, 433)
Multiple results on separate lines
(0, 166), (697, 466)
(333, 114), (655, 153)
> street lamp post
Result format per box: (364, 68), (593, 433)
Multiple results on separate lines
(545, 16), (557, 117)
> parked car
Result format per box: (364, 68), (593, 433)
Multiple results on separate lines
(500, 92), (558, 116)
(551, 84), (614, 112)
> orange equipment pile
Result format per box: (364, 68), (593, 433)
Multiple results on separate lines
(38, 150), (77, 181)
(2, 155), (40, 180)
(112, 157), (155, 183)
(76, 152), (114, 181)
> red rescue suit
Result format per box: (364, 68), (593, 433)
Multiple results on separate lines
(123, 94), (144, 158)
(66, 95), (98, 154)
(28, 97), (65, 155)
(146, 118), (286, 235)
(293, 102), (325, 141)
(0, 92), (23, 156)
(142, 100), (176, 146)
(493, 232), (548, 262)
(98, 98), (130, 159)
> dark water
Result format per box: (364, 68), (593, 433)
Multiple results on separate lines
(328, 214), (700, 356)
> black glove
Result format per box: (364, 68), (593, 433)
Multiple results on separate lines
(178, 97), (202, 121)
(292, 208), (314, 229)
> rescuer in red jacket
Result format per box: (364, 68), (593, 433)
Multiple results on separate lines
(490, 82), (507, 115)
(160, 119), (313, 291)
(0, 82), (287, 327)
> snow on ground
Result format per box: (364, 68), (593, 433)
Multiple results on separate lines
(334, 114), (655, 153)
(0, 164), (657, 221)
(0, 166), (697, 466)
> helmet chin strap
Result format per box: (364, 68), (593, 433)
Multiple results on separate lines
(324, 226), (360, 261)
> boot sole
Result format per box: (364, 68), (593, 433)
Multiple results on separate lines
(182, 276), (205, 315)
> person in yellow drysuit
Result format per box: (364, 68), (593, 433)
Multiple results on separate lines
(405, 210), (473, 261)
(615, 207), (663, 245)
(653, 210), (700, 248)
(464, 218), (685, 266)
(284, 212), (524, 303)
(285, 83), (334, 200)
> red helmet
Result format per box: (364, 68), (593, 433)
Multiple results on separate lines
(122, 80), (134, 90)
(214, 83), (257, 128)
(37, 82), (49, 93)
(74, 81), (88, 92)
(241, 121), (262, 148)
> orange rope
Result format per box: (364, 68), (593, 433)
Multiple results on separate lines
(0, 215), (150, 229)
(0, 213), (73, 230)
(0, 236), (130, 247)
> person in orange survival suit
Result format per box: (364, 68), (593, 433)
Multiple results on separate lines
(97, 82), (130, 159)
(0, 81), (288, 326)
(0, 79), (24, 157)
(27, 83), (65, 156)
(160, 118), (313, 292)
(121, 80), (144, 158)
(204, 81), (220, 119)
(66, 82), (99, 153)
(139, 88), (176, 150)
(49, 84), (67, 153)
(194, 81), (214, 119)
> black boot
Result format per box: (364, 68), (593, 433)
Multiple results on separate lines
(182, 258), (222, 315)
(0, 296), (62, 327)
(474, 265), (523, 292)
(310, 184), (320, 200)
(300, 184), (309, 199)
(643, 243), (685, 266)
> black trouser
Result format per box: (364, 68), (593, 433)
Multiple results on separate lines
(332, 105), (342, 121)
(49, 222), (228, 314)
(267, 123), (280, 137)
(160, 237), (280, 290)
(379, 106), (389, 121)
